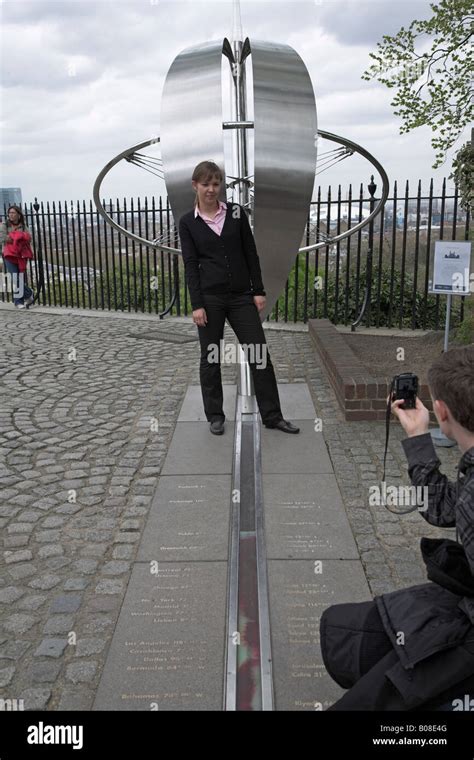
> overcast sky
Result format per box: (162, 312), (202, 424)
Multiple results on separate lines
(0, 0), (469, 206)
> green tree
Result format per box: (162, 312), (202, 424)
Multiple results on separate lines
(451, 133), (474, 344)
(362, 0), (473, 169)
(450, 134), (474, 214)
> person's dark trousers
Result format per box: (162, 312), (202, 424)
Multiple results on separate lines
(3, 258), (33, 305)
(196, 291), (283, 426)
(320, 600), (474, 710)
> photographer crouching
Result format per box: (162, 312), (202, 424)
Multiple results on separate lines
(320, 345), (474, 710)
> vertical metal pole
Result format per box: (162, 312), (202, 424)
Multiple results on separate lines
(399, 180), (409, 329)
(333, 185), (342, 324)
(226, 1), (274, 714)
(71, 200), (80, 307)
(45, 202), (54, 305)
(436, 178), (447, 330)
(76, 200), (86, 308)
(89, 199), (98, 310)
(52, 201), (61, 308)
(388, 180), (398, 329)
(365, 175), (376, 327)
(431, 292), (456, 447)
(412, 180), (422, 329)
(344, 184), (352, 324)
(375, 185), (385, 327)
(131, 197), (137, 311)
(231, 33), (254, 400)
(324, 186), (331, 320)
(33, 197), (45, 306)
(351, 177), (376, 331)
(423, 179), (434, 331)
(231, 0), (248, 210)
(444, 293), (452, 353)
(314, 186), (321, 319)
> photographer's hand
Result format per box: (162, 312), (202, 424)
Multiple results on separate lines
(389, 396), (430, 437)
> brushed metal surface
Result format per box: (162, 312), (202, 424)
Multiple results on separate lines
(250, 39), (317, 320)
(160, 40), (228, 229)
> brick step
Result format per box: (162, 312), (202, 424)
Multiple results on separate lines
(308, 319), (434, 422)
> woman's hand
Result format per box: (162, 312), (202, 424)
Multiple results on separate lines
(192, 307), (207, 327)
(388, 395), (430, 438)
(253, 295), (266, 313)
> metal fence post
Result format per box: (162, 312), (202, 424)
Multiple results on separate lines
(33, 197), (45, 305)
(351, 176), (376, 331)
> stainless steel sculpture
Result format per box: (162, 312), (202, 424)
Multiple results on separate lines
(160, 40), (229, 227)
(158, 36), (318, 317)
(93, 30), (389, 322)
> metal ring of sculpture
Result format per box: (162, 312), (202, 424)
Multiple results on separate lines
(93, 130), (389, 254)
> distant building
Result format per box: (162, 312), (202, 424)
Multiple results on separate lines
(0, 188), (22, 217)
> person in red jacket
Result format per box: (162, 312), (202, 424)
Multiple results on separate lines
(0, 205), (35, 309)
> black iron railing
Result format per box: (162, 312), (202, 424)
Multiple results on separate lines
(1, 178), (470, 329)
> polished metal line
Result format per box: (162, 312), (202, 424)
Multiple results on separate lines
(224, 393), (242, 711)
(226, 332), (274, 710)
(253, 413), (274, 710)
(226, 33), (257, 701)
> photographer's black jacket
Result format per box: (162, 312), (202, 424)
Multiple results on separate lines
(374, 434), (474, 707)
(178, 202), (266, 311)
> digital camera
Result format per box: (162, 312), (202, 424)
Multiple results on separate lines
(391, 372), (418, 410)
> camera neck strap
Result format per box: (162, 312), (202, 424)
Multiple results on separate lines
(382, 378), (394, 483)
(382, 378), (420, 515)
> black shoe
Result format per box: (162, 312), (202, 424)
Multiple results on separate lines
(264, 419), (300, 434)
(210, 419), (225, 435)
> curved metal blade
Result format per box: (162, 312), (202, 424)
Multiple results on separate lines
(250, 40), (317, 318)
(160, 40), (227, 232)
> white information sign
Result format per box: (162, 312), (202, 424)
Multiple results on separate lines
(431, 241), (472, 295)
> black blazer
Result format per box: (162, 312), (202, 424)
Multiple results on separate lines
(178, 202), (266, 311)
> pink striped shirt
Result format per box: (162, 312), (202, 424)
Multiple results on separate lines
(194, 200), (227, 236)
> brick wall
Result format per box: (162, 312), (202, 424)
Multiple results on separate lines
(308, 319), (435, 422)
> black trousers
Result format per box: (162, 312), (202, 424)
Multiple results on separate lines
(196, 291), (283, 426)
(320, 600), (474, 711)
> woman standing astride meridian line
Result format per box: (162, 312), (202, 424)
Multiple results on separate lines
(178, 160), (299, 436)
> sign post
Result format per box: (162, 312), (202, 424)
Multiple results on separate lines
(429, 240), (472, 447)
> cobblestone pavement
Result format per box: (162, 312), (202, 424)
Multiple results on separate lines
(0, 305), (460, 710)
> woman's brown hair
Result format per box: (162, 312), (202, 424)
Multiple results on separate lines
(7, 205), (26, 229)
(192, 161), (224, 206)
